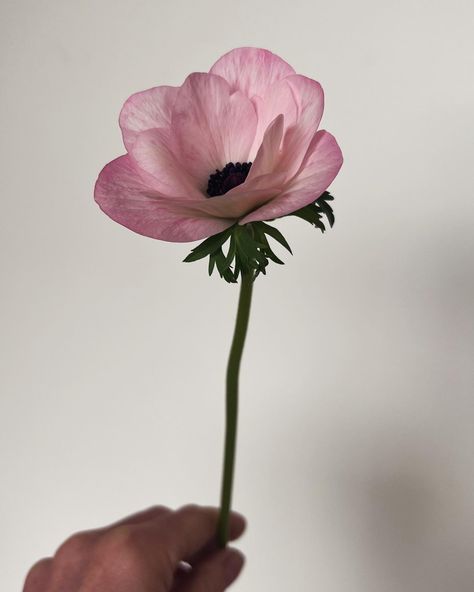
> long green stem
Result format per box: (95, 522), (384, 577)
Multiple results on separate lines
(217, 271), (254, 547)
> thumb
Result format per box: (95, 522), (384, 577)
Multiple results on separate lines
(177, 548), (245, 592)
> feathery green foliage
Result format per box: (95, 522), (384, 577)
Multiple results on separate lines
(183, 191), (335, 283)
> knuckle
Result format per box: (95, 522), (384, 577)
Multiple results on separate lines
(54, 531), (94, 563)
(172, 504), (217, 542)
(23, 558), (52, 592)
(175, 504), (214, 527)
(176, 503), (200, 516)
(148, 504), (170, 513)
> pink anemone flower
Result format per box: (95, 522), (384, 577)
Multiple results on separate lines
(94, 47), (343, 243)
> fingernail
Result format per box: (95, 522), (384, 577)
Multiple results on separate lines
(223, 549), (245, 585)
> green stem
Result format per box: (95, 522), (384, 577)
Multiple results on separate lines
(217, 271), (254, 547)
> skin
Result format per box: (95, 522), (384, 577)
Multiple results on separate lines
(23, 505), (246, 592)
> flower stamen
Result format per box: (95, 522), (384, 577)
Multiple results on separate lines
(207, 162), (252, 197)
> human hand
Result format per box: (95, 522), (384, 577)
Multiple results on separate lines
(23, 504), (246, 592)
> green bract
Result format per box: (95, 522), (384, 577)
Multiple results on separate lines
(184, 191), (335, 283)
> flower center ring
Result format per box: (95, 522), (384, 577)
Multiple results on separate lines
(207, 162), (252, 197)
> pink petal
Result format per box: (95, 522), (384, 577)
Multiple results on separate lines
(246, 114), (285, 181)
(277, 75), (325, 179)
(286, 75), (324, 127)
(249, 80), (298, 159)
(239, 130), (343, 224)
(94, 155), (234, 242)
(129, 128), (203, 200)
(181, 116), (287, 220)
(183, 171), (287, 219)
(250, 76), (324, 182)
(210, 47), (295, 99)
(170, 73), (257, 190)
(119, 86), (179, 151)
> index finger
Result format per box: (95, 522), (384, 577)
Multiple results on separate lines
(160, 505), (246, 563)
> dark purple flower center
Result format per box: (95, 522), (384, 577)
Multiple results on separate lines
(206, 161), (252, 197)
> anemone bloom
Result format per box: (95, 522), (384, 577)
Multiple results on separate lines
(95, 47), (343, 242)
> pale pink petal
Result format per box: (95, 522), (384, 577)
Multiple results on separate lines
(170, 73), (258, 190)
(181, 116), (287, 220)
(185, 171), (287, 219)
(246, 114), (285, 181)
(250, 76), (324, 181)
(129, 128), (203, 200)
(277, 75), (325, 179)
(158, 166), (286, 221)
(240, 130), (343, 224)
(119, 86), (179, 151)
(94, 155), (234, 242)
(249, 80), (298, 158)
(287, 75), (324, 126)
(210, 47), (295, 99)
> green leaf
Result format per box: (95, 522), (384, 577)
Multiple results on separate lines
(208, 255), (216, 276)
(214, 247), (236, 283)
(316, 192), (335, 227)
(224, 233), (237, 268)
(183, 225), (234, 262)
(291, 205), (325, 230)
(290, 191), (335, 232)
(252, 226), (285, 265)
(233, 258), (241, 282)
(183, 191), (335, 284)
(258, 222), (293, 254)
(264, 245), (285, 265)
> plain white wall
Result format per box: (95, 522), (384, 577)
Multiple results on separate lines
(1, 0), (473, 590)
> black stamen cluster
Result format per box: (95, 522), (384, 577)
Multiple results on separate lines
(206, 161), (252, 197)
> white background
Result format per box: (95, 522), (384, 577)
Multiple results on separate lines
(1, 1), (473, 590)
